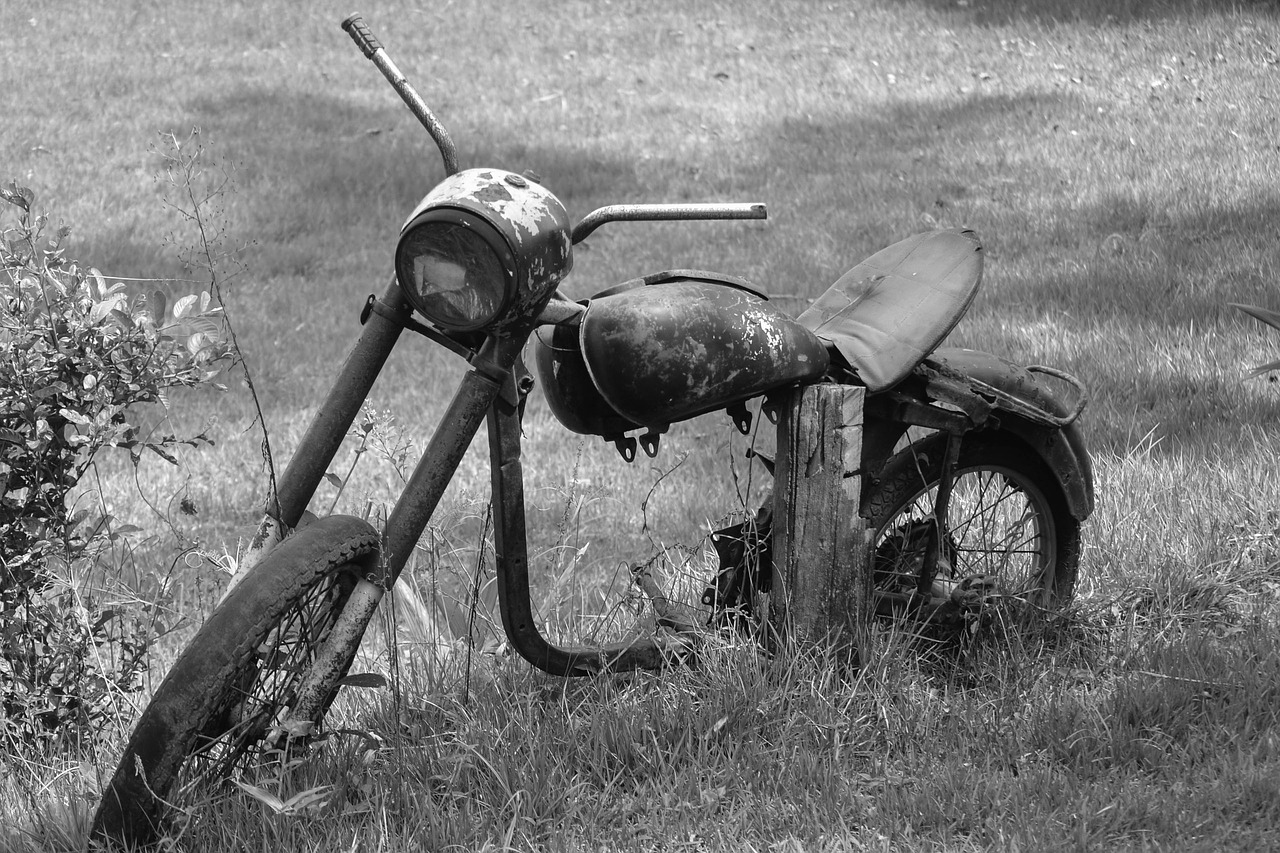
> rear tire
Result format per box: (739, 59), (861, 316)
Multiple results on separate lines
(91, 515), (380, 849)
(862, 431), (1080, 612)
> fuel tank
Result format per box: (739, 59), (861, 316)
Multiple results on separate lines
(533, 321), (643, 438)
(536, 273), (830, 433)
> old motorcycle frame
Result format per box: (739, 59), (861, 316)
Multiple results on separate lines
(235, 16), (1095, 707)
(92, 15), (1096, 846)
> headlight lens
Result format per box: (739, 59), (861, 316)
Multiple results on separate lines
(395, 213), (514, 331)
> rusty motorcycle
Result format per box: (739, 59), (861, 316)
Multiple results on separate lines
(91, 14), (1093, 847)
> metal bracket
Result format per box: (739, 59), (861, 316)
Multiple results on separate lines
(924, 357), (1087, 429)
(882, 391), (974, 434)
(361, 294), (475, 360)
(919, 367), (993, 426)
(639, 431), (662, 458)
(745, 447), (775, 475)
(727, 402), (753, 435)
(612, 435), (638, 462)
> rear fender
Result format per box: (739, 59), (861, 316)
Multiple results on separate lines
(928, 347), (1094, 520)
(996, 413), (1094, 520)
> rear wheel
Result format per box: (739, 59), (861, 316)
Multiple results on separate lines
(91, 515), (380, 849)
(863, 431), (1080, 614)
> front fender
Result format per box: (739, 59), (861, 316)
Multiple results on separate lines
(929, 347), (1095, 520)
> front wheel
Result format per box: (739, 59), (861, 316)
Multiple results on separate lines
(862, 431), (1081, 615)
(91, 515), (380, 849)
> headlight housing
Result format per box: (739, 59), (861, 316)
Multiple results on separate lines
(395, 169), (573, 332)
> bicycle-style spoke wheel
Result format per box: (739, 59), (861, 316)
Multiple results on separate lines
(864, 432), (1080, 613)
(185, 567), (357, 779)
(91, 516), (380, 849)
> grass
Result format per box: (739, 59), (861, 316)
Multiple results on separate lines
(4, 0), (1280, 849)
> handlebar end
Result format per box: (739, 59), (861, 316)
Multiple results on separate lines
(341, 13), (382, 59)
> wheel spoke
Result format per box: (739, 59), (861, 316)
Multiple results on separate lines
(872, 447), (1060, 605)
(184, 572), (351, 783)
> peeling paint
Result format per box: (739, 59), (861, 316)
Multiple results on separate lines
(406, 168), (562, 248)
(578, 280), (830, 427)
(400, 167), (574, 331)
(490, 194), (552, 245)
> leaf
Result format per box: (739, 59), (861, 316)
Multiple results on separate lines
(275, 718), (315, 738)
(438, 598), (473, 642)
(91, 609), (119, 632)
(323, 472), (343, 489)
(172, 294), (198, 320)
(339, 672), (387, 690)
(89, 293), (126, 326)
(1232, 302), (1280, 333)
(146, 443), (179, 465)
(90, 268), (107, 301)
(232, 780), (287, 814)
(1, 182), (33, 212)
(150, 290), (168, 326)
(278, 785), (334, 814)
(1246, 359), (1280, 378)
(49, 225), (71, 253)
(88, 299), (115, 326)
(57, 408), (91, 426)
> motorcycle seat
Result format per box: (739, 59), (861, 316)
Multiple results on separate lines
(796, 229), (983, 393)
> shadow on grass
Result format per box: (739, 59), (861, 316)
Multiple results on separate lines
(75, 84), (654, 284)
(747, 92), (1280, 457)
(891, 0), (1280, 26)
(749, 89), (1280, 319)
(177, 86), (650, 237)
(1076, 365), (1280, 457)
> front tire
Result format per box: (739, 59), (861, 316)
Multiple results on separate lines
(862, 431), (1080, 613)
(91, 515), (380, 849)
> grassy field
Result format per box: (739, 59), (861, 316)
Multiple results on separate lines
(4, 0), (1280, 849)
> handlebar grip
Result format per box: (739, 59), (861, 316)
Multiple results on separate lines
(341, 13), (382, 59)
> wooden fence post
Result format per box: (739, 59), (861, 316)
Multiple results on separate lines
(767, 384), (873, 666)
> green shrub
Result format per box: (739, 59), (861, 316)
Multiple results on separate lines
(0, 182), (231, 746)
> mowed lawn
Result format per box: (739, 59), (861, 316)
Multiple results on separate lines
(4, 0), (1280, 850)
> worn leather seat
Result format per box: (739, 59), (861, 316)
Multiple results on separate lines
(796, 229), (983, 392)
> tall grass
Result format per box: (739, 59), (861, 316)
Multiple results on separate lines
(4, 0), (1280, 849)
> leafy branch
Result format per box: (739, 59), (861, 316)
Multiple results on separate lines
(0, 180), (233, 743)
(156, 128), (279, 514)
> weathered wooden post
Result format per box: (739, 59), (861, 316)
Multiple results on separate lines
(767, 384), (873, 665)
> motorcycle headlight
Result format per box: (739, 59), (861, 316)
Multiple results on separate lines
(395, 211), (515, 332)
(395, 169), (573, 333)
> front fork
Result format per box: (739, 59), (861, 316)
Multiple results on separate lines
(247, 285), (687, 728)
(286, 328), (519, 725)
(227, 278), (413, 593)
